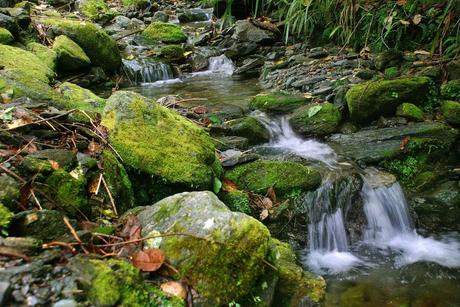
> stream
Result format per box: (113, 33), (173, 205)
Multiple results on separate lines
(122, 56), (460, 306)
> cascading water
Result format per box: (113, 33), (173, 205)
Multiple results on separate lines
(122, 58), (173, 84)
(191, 54), (235, 77)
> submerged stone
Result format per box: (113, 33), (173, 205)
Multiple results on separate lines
(290, 102), (342, 137)
(225, 160), (321, 197)
(101, 91), (221, 200)
(52, 35), (91, 72)
(249, 93), (307, 114)
(346, 77), (432, 125)
(141, 22), (187, 44)
(38, 17), (121, 72)
(136, 191), (271, 304)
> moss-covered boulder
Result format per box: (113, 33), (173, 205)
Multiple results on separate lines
(249, 93), (307, 114)
(396, 103), (424, 121)
(0, 174), (20, 211)
(346, 77), (433, 125)
(219, 190), (251, 214)
(38, 17), (121, 72)
(10, 209), (69, 241)
(136, 191), (271, 305)
(0, 27), (13, 44)
(0, 203), (13, 235)
(78, 0), (116, 22)
(68, 256), (184, 306)
(58, 82), (105, 115)
(441, 79), (460, 101)
(141, 22), (187, 43)
(0, 44), (61, 103)
(160, 44), (185, 62)
(101, 91), (222, 199)
(101, 150), (134, 213)
(122, 0), (149, 8)
(53, 35), (91, 72)
(27, 42), (57, 71)
(441, 100), (460, 125)
(268, 239), (326, 306)
(374, 49), (403, 70)
(289, 102), (341, 137)
(223, 117), (270, 145)
(225, 160), (321, 197)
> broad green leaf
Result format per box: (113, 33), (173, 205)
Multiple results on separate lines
(308, 105), (322, 118)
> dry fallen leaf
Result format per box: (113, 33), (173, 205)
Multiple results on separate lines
(222, 178), (238, 192)
(260, 209), (269, 221)
(267, 187), (277, 204)
(191, 106), (208, 114)
(160, 281), (187, 299)
(131, 249), (165, 272)
(400, 136), (411, 150)
(413, 14), (422, 25)
(396, 0), (407, 6)
(49, 160), (60, 170)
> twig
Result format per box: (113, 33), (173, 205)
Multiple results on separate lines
(63, 217), (89, 254)
(3, 109), (76, 131)
(115, 28), (144, 41)
(30, 190), (42, 210)
(0, 247), (31, 262)
(42, 241), (78, 252)
(95, 173), (103, 195)
(0, 137), (36, 166)
(0, 164), (26, 183)
(101, 175), (118, 216)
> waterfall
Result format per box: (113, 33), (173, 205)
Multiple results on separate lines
(252, 111), (338, 167)
(122, 58), (173, 84)
(362, 173), (460, 268)
(208, 55), (235, 75)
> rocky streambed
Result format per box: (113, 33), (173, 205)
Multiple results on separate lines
(0, 0), (460, 306)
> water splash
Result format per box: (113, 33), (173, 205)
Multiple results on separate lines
(122, 58), (173, 84)
(191, 54), (235, 77)
(362, 171), (460, 268)
(253, 111), (338, 167)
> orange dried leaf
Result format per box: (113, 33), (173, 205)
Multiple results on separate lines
(260, 209), (269, 221)
(267, 187), (277, 204)
(49, 160), (60, 170)
(400, 136), (411, 150)
(160, 281), (187, 299)
(222, 178), (238, 192)
(396, 0), (407, 6)
(191, 106), (208, 114)
(131, 249), (165, 272)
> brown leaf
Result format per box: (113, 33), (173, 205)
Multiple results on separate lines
(88, 175), (101, 194)
(0, 149), (17, 158)
(396, 0), (407, 6)
(88, 141), (102, 154)
(400, 136), (411, 150)
(160, 281), (187, 299)
(260, 209), (269, 221)
(267, 187), (277, 204)
(120, 214), (142, 241)
(222, 178), (238, 192)
(49, 160), (60, 170)
(131, 249), (165, 272)
(191, 106), (208, 114)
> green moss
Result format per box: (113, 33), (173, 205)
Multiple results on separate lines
(102, 91), (221, 192)
(249, 93), (307, 114)
(39, 17), (121, 72)
(142, 22), (187, 44)
(160, 45), (185, 62)
(79, 0), (117, 22)
(0, 203), (13, 235)
(27, 42), (57, 72)
(289, 102), (341, 137)
(268, 239), (326, 305)
(102, 150), (134, 213)
(161, 217), (270, 304)
(224, 117), (270, 145)
(53, 35), (91, 72)
(0, 175), (20, 211)
(122, 0), (149, 7)
(45, 169), (88, 217)
(220, 190), (251, 214)
(58, 82), (105, 116)
(384, 66), (400, 78)
(441, 80), (460, 101)
(346, 77), (433, 125)
(0, 27), (14, 45)
(441, 100), (460, 125)
(396, 103), (424, 121)
(225, 160), (321, 197)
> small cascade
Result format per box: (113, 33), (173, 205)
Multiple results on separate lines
(252, 111), (338, 166)
(362, 170), (460, 268)
(122, 58), (173, 84)
(207, 55), (235, 75)
(302, 181), (363, 274)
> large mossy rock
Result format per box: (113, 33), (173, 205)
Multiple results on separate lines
(53, 35), (91, 72)
(58, 82), (105, 114)
(441, 100), (460, 125)
(136, 191), (271, 305)
(10, 209), (69, 241)
(141, 22), (187, 44)
(225, 160), (321, 197)
(269, 239), (326, 306)
(346, 77), (433, 125)
(0, 44), (62, 102)
(289, 102), (342, 137)
(249, 93), (307, 114)
(78, 0), (116, 22)
(68, 256), (184, 306)
(329, 122), (458, 163)
(38, 17), (121, 72)
(0, 26), (13, 44)
(27, 42), (57, 72)
(396, 103), (424, 121)
(101, 91), (222, 201)
(441, 79), (460, 101)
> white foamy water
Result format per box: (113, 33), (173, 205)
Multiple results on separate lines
(362, 176), (460, 268)
(191, 55), (235, 77)
(122, 59), (173, 84)
(253, 112), (338, 167)
(306, 250), (363, 275)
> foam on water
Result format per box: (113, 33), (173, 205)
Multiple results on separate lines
(306, 250), (363, 275)
(191, 54), (235, 77)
